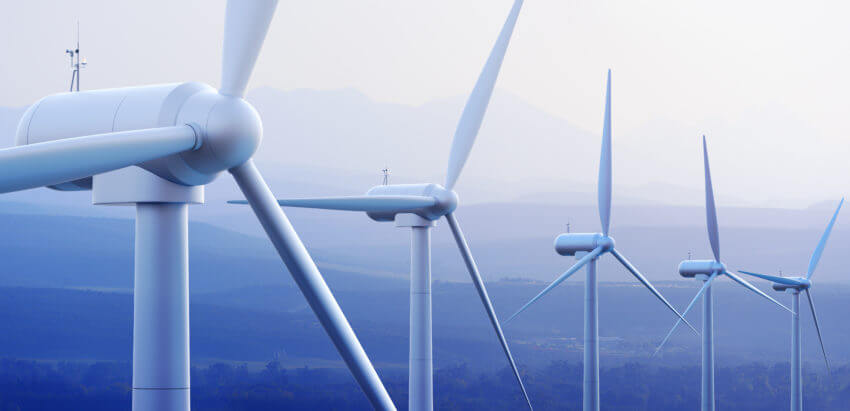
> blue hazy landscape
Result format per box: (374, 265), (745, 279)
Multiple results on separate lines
(3, 0), (850, 408)
(0, 87), (849, 409)
(0, 199), (848, 410)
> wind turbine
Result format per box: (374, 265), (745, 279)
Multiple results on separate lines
(505, 70), (697, 411)
(738, 198), (842, 411)
(654, 136), (794, 411)
(1, 1), (394, 410)
(232, 1), (530, 409)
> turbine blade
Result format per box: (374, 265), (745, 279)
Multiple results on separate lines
(229, 195), (437, 213)
(737, 270), (804, 286)
(444, 0), (524, 190)
(0, 126), (197, 194)
(610, 249), (697, 335)
(807, 198), (843, 279)
(229, 160), (395, 410)
(805, 289), (830, 373)
(445, 213), (532, 410)
(220, 0), (279, 97)
(506, 246), (604, 324)
(724, 271), (793, 314)
(654, 272), (719, 356)
(598, 69), (612, 236)
(702, 136), (720, 261)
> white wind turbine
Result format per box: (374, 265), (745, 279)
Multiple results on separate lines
(738, 198), (842, 411)
(505, 70), (697, 411)
(232, 1), (530, 409)
(654, 136), (794, 411)
(0, 1), (394, 410)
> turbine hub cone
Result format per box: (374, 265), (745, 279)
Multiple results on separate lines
(181, 93), (262, 176)
(597, 235), (615, 251)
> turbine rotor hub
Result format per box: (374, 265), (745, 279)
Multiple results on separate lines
(597, 235), (615, 251)
(162, 90), (263, 185)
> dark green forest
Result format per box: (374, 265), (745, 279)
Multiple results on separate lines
(0, 358), (848, 410)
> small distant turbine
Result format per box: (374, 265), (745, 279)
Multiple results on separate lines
(738, 198), (842, 411)
(65, 21), (86, 92)
(381, 167), (390, 185)
(654, 136), (793, 411)
(234, 1), (531, 409)
(505, 71), (695, 411)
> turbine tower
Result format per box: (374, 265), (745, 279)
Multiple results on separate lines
(233, 2), (530, 409)
(1, 1), (394, 410)
(654, 136), (794, 411)
(505, 71), (696, 411)
(738, 198), (842, 411)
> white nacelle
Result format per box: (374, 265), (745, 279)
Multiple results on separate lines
(773, 277), (810, 292)
(554, 233), (613, 256)
(678, 260), (725, 278)
(15, 82), (262, 189)
(365, 183), (458, 222)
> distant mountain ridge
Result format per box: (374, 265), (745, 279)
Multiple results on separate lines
(0, 88), (845, 286)
(0, 87), (735, 209)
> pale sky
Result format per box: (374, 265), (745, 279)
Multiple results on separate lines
(1, 0), (848, 208)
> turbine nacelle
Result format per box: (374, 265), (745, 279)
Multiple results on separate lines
(365, 183), (458, 222)
(772, 277), (811, 292)
(678, 259), (726, 278)
(554, 233), (615, 256)
(15, 82), (263, 188)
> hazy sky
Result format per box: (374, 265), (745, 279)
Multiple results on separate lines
(1, 0), (848, 208)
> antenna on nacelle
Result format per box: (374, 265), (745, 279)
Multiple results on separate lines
(65, 21), (86, 92)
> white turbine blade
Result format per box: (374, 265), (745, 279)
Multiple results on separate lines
(444, 0), (524, 190)
(229, 195), (437, 213)
(220, 0), (279, 97)
(737, 270), (804, 286)
(610, 249), (698, 335)
(724, 271), (793, 314)
(229, 160), (395, 410)
(807, 198), (843, 279)
(445, 213), (532, 410)
(654, 272), (719, 356)
(598, 69), (612, 236)
(805, 289), (830, 373)
(0, 126), (197, 194)
(702, 136), (720, 261)
(505, 246), (604, 324)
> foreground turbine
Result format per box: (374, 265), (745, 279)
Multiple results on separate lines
(738, 198), (842, 411)
(2, 1), (394, 410)
(505, 71), (696, 411)
(232, 1), (530, 409)
(654, 136), (793, 411)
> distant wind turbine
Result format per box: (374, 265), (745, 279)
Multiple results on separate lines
(231, 1), (531, 410)
(738, 198), (842, 411)
(505, 70), (696, 411)
(654, 136), (794, 411)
